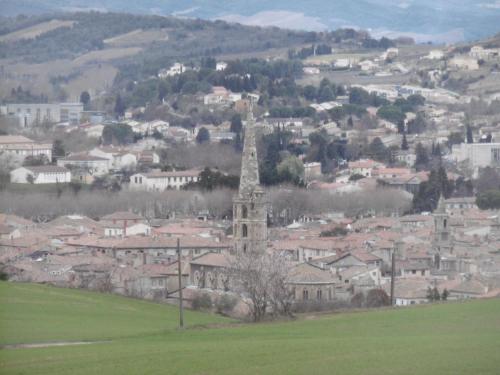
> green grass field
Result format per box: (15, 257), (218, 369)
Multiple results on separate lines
(1, 282), (500, 375)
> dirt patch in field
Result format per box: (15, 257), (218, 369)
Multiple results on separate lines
(1, 341), (110, 350)
(0, 20), (76, 43)
(104, 29), (169, 47)
(73, 47), (142, 65)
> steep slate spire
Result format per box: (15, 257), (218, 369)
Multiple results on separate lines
(238, 102), (261, 197)
(436, 193), (446, 214)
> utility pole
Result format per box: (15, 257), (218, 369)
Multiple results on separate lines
(177, 238), (184, 329)
(390, 249), (396, 306)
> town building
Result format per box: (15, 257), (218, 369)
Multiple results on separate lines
(203, 86), (242, 106)
(448, 56), (479, 71)
(451, 142), (500, 176)
(57, 153), (110, 177)
(0, 135), (52, 164)
(158, 63), (186, 78)
(89, 147), (137, 170)
(129, 170), (201, 191)
(2, 103), (83, 127)
(10, 166), (71, 184)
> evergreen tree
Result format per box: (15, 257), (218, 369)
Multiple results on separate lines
(397, 119), (405, 134)
(368, 137), (389, 162)
(466, 124), (473, 144)
(401, 133), (409, 150)
(347, 116), (354, 127)
(79, 91), (90, 109)
(415, 142), (429, 169)
(114, 94), (126, 117)
(52, 139), (65, 161)
(196, 127), (210, 144)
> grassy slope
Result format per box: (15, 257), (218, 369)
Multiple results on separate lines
(1, 282), (500, 375)
(0, 282), (228, 345)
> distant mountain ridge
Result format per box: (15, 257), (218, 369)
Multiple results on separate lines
(1, 0), (500, 43)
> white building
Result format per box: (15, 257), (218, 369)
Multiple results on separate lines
(10, 166), (71, 184)
(469, 46), (500, 61)
(129, 170), (201, 191)
(452, 142), (500, 176)
(359, 60), (378, 72)
(448, 56), (479, 71)
(304, 162), (322, 181)
(303, 66), (320, 75)
(203, 86), (242, 106)
(104, 222), (151, 237)
(333, 58), (351, 69)
(216, 61), (228, 71)
(89, 147), (137, 170)
(423, 50), (444, 60)
(57, 154), (110, 176)
(395, 150), (416, 167)
(0, 135), (52, 163)
(158, 63), (186, 78)
(3, 103), (83, 127)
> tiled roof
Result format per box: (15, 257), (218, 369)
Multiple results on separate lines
(287, 263), (337, 284)
(190, 252), (231, 267)
(100, 211), (143, 221)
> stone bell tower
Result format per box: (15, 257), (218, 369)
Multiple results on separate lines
(433, 195), (452, 255)
(233, 102), (267, 253)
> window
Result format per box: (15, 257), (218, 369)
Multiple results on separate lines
(303, 289), (309, 300)
(242, 205), (248, 218)
(492, 148), (500, 163)
(443, 219), (447, 228)
(412, 270), (416, 275)
(317, 289), (322, 300)
(242, 224), (248, 238)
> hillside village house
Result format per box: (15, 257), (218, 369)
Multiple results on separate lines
(469, 45), (500, 61)
(348, 159), (380, 177)
(394, 150), (416, 167)
(304, 162), (322, 181)
(10, 166), (71, 184)
(1, 102), (83, 127)
(129, 169), (201, 191)
(57, 153), (110, 177)
(216, 61), (228, 71)
(203, 86), (242, 106)
(158, 63), (186, 78)
(0, 224), (21, 240)
(0, 135), (52, 164)
(287, 263), (340, 302)
(100, 211), (151, 237)
(137, 150), (160, 165)
(89, 147), (137, 170)
(448, 56), (479, 71)
(451, 142), (500, 177)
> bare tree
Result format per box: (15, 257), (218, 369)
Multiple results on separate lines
(227, 251), (292, 322)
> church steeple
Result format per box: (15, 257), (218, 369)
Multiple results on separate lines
(433, 193), (452, 256)
(233, 102), (267, 253)
(238, 101), (261, 197)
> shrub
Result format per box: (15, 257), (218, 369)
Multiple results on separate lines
(365, 289), (390, 308)
(192, 293), (212, 310)
(216, 294), (238, 315)
(350, 292), (365, 308)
